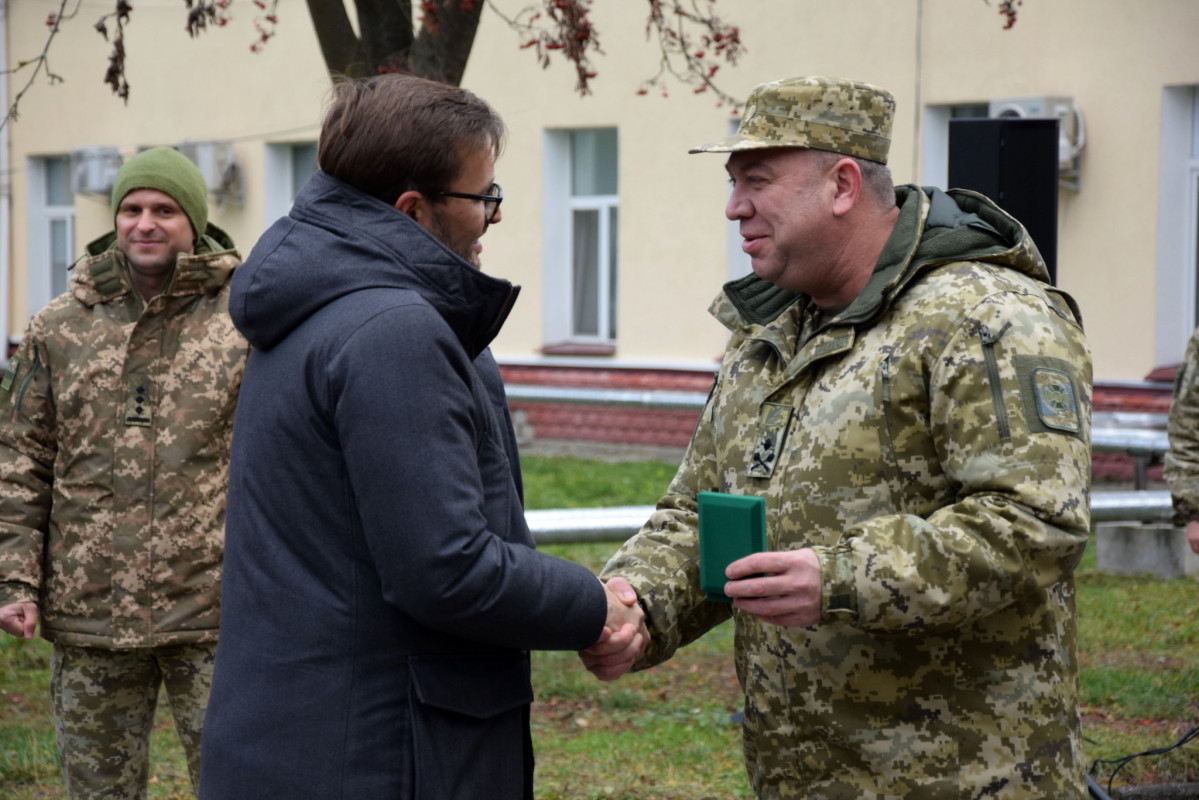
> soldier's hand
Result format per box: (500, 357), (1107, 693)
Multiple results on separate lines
(579, 577), (647, 681)
(724, 549), (822, 627)
(0, 602), (38, 639)
(1188, 521), (1199, 555)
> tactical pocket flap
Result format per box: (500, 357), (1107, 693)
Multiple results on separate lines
(410, 652), (533, 719)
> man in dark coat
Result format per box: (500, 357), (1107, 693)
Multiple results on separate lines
(199, 75), (646, 800)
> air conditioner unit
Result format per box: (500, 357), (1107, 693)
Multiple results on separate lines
(988, 96), (1085, 186)
(69, 147), (123, 196)
(177, 140), (243, 205)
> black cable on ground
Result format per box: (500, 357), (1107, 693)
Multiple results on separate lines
(1089, 725), (1199, 797)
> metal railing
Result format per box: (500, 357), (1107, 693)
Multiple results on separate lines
(526, 492), (1175, 545)
(509, 385), (1178, 543)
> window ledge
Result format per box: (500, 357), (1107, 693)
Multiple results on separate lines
(539, 341), (616, 357)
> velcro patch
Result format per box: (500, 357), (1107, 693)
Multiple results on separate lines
(0, 356), (19, 393)
(1032, 368), (1080, 433)
(124, 375), (153, 427)
(748, 402), (793, 479)
(1014, 355), (1084, 438)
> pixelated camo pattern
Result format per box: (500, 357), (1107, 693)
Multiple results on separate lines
(0, 246), (248, 649)
(603, 188), (1092, 798)
(691, 76), (895, 164)
(1165, 327), (1199, 524)
(52, 642), (214, 797)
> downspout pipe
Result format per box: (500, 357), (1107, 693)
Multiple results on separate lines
(0, 0), (12, 362)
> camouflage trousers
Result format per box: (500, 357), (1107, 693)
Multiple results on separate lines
(49, 642), (217, 800)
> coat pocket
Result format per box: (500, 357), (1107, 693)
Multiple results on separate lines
(409, 652), (533, 799)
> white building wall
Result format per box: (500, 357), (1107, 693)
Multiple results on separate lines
(4, 0), (1199, 381)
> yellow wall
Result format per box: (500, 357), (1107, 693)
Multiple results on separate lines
(6, 0), (1199, 381)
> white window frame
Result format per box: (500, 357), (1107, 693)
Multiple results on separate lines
(920, 102), (991, 190)
(263, 141), (317, 226)
(1154, 86), (1199, 367)
(25, 155), (75, 315)
(542, 129), (619, 346)
(725, 118), (752, 282)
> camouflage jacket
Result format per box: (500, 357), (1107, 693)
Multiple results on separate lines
(603, 187), (1092, 799)
(1165, 327), (1199, 524)
(0, 227), (249, 649)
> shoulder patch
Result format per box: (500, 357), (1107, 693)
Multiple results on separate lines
(1032, 367), (1080, 432)
(1014, 355), (1083, 437)
(0, 356), (20, 394)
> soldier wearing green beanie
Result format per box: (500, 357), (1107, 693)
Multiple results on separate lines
(111, 146), (210, 242)
(0, 142), (249, 799)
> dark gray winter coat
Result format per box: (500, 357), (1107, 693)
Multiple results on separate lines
(200, 171), (606, 800)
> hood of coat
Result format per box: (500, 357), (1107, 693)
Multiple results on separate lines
(229, 171), (518, 358)
(720, 185), (1050, 330)
(71, 223), (240, 306)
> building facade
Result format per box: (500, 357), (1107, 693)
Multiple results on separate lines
(4, 0), (1199, 402)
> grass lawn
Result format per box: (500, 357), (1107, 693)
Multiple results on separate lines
(1, 454), (1196, 798)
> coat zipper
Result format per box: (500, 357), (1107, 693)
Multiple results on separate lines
(878, 356), (908, 514)
(979, 322), (1012, 440)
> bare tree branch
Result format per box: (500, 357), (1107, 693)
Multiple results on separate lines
(2, 0), (757, 120)
(1, 0), (78, 132)
(637, 0), (744, 109)
(982, 0), (1022, 28)
(486, 0), (602, 95)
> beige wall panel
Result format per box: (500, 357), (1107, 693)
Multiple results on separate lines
(922, 0), (1199, 379)
(6, 0), (1199, 381)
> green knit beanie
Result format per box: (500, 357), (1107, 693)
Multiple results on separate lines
(111, 147), (209, 239)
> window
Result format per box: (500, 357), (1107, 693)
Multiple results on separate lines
(1154, 86), (1199, 367)
(25, 155), (75, 314)
(921, 102), (989, 190)
(263, 142), (318, 226)
(542, 128), (619, 350)
(726, 118), (752, 282)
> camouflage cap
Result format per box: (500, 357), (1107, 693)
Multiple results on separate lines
(690, 76), (895, 164)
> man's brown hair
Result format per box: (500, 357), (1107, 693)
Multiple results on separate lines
(317, 74), (505, 206)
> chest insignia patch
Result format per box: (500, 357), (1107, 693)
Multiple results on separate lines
(748, 402), (794, 479)
(1032, 367), (1079, 433)
(124, 375), (153, 427)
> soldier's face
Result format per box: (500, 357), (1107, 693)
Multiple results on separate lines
(116, 189), (196, 278)
(725, 149), (842, 301)
(422, 146), (500, 268)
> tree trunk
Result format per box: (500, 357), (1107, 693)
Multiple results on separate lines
(355, 0), (417, 75)
(410, 0), (484, 86)
(305, 0), (369, 77)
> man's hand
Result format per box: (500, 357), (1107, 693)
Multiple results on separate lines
(0, 602), (38, 639)
(1188, 520), (1199, 555)
(579, 577), (648, 681)
(724, 548), (822, 627)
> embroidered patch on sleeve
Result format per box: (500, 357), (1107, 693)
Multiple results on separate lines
(1032, 367), (1080, 433)
(1014, 354), (1084, 438)
(0, 356), (20, 394)
(748, 402), (793, 479)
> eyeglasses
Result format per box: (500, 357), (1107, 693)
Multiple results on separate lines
(436, 182), (503, 223)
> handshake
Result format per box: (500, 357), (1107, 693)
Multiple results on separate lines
(580, 577), (647, 681)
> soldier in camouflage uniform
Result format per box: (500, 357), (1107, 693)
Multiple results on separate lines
(0, 147), (249, 799)
(1165, 328), (1199, 555)
(582, 77), (1093, 799)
